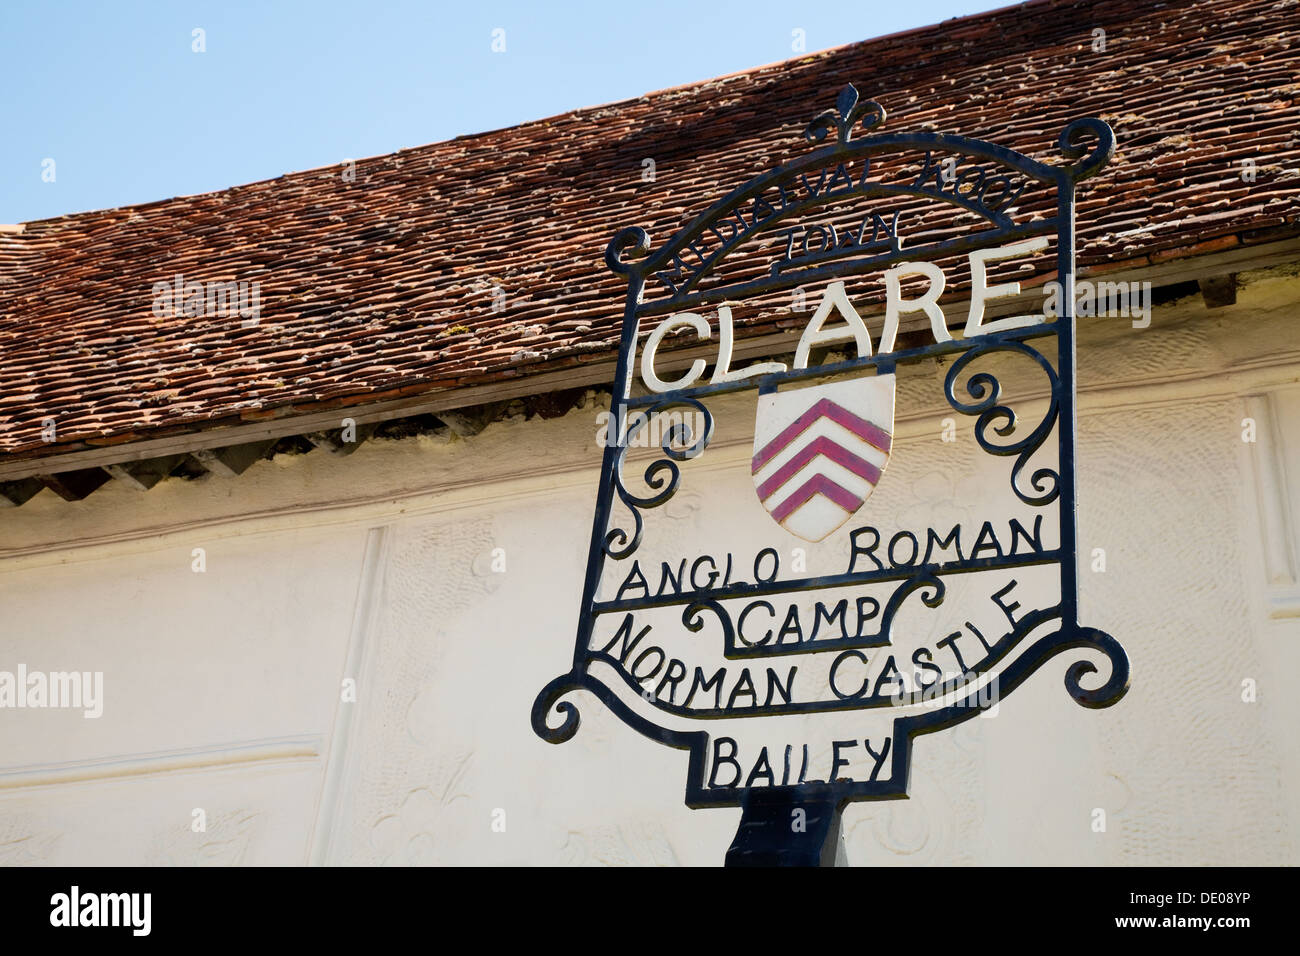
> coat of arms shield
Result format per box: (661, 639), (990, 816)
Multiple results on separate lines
(751, 373), (896, 542)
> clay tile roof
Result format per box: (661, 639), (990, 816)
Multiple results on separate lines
(1, 0), (1297, 465)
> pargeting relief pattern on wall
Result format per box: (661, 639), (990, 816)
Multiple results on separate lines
(319, 382), (1295, 865)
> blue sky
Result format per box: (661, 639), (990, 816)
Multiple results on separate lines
(1, 0), (1013, 223)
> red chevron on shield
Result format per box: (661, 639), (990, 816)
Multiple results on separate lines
(751, 374), (896, 542)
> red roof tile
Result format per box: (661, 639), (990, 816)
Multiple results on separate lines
(1, 0), (1297, 464)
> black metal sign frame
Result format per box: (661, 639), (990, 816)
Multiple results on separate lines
(533, 86), (1129, 829)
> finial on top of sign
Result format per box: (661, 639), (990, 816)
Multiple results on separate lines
(804, 84), (886, 146)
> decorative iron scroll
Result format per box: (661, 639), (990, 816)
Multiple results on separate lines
(533, 86), (1128, 818)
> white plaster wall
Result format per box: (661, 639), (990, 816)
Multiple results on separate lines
(1, 275), (1297, 866)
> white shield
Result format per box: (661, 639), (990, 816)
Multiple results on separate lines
(751, 374), (896, 542)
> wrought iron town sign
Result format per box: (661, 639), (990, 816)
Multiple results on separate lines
(533, 86), (1130, 865)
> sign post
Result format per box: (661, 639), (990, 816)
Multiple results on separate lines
(533, 86), (1129, 866)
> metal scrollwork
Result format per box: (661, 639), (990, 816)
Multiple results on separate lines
(531, 669), (705, 751)
(605, 225), (651, 275)
(1057, 117), (1116, 182)
(532, 673), (585, 744)
(1061, 627), (1130, 709)
(683, 598), (736, 647)
(881, 571), (946, 624)
(943, 339), (1061, 507)
(604, 398), (715, 559)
